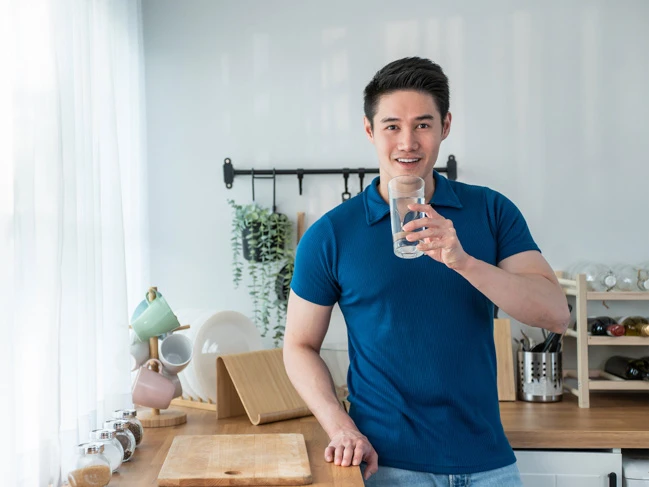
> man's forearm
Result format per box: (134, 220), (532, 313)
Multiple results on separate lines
(456, 256), (570, 332)
(283, 345), (358, 438)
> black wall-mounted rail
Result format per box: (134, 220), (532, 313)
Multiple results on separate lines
(223, 154), (458, 196)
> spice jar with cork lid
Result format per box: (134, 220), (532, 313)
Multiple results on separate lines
(67, 442), (112, 487)
(89, 429), (123, 472)
(103, 419), (136, 462)
(113, 408), (144, 446)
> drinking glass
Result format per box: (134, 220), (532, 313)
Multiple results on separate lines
(388, 176), (426, 259)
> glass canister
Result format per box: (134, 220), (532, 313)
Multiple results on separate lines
(114, 408), (144, 446)
(67, 442), (112, 487)
(89, 429), (124, 472)
(103, 419), (136, 462)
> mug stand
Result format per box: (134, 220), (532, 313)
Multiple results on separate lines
(133, 287), (188, 428)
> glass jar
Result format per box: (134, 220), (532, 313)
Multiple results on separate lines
(612, 264), (649, 292)
(67, 442), (112, 487)
(103, 419), (136, 462)
(89, 429), (124, 472)
(568, 262), (617, 291)
(113, 408), (144, 446)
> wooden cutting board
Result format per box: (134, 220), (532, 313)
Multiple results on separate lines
(493, 318), (516, 401)
(158, 434), (312, 486)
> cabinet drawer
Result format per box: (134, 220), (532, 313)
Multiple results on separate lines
(515, 450), (621, 487)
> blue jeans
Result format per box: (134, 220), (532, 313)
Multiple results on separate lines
(361, 462), (523, 487)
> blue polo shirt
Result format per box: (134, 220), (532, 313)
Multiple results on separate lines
(291, 170), (540, 474)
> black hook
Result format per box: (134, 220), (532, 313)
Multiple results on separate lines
(358, 168), (365, 194)
(272, 168), (277, 213)
(297, 169), (304, 195)
(223, 158), (234, 189)
(251, 167), (256, 201)
(342, 169), (351, 202)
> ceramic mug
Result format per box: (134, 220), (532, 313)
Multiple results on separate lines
(162, 370), (183, 399)
(131, 290), (181, 342)
(131, 359), (175, 409)
(129, 332), (150, 371)
(158, 333), (193, 375)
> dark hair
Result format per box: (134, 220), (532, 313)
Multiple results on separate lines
(363, 57), (449, 130)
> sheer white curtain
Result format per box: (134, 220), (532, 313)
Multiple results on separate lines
(0, 0), (149, 484)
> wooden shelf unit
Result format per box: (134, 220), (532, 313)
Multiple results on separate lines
(559, 274), (649, 408)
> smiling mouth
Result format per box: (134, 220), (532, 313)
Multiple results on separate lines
(395, 157), (422, 164)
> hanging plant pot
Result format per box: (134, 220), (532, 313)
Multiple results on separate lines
(229, 200), (294, 345)
(241, 217), (286, 263)
(275, 263), (293, 302)
(241, 224), (260, 261)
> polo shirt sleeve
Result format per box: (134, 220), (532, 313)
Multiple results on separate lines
(488, 190), (541, 264)
(290, 214), (341, 306)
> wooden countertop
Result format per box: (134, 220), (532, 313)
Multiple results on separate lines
(501, 392), (649, 449)
(111, 393), (648, 486)
(110, 409), (363, 486)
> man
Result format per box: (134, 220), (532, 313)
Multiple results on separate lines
(283, 57), (569, 486)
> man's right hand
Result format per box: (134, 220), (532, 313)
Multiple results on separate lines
(324, 428), (379, 480)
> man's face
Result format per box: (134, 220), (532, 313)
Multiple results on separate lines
(364, 90), (451, 197)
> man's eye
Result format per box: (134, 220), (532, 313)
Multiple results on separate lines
(386, 125), (398, 130)
(418, 123), (430, 129)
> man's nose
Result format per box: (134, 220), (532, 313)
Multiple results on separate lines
(397, 130), (419, 152)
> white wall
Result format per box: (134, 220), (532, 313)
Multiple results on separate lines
(141, 0), (649, 361)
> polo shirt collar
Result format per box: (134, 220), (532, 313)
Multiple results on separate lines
(364, 170), (463, 226)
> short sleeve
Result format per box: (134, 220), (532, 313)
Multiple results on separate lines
(290, 214), (341, 306)
(487, 190), (541, 264)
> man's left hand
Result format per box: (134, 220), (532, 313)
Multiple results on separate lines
(403, 203), (470, 270)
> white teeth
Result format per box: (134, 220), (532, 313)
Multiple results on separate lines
(397, 158), (419, 163)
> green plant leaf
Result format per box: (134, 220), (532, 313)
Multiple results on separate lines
(229, 199), (294, 340)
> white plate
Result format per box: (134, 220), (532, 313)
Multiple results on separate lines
(183, 309), (217, 402)
(192, 310), (263, 402)
(173, 308), (212, 401)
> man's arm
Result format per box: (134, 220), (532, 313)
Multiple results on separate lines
(283, 291), (378, 480)
(404, 204), (570, 333)
(456, 250), (570, 333)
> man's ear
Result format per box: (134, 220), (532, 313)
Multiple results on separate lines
(441, 112), (452, 140)
(363, 116), (374, 142)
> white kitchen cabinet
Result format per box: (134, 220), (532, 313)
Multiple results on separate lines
(557, 475), (613, 487)
(515, 449), (621, 487)
(518, 474), (555, 487)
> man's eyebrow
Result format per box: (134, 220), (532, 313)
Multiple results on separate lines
(379, 114), (435, 123)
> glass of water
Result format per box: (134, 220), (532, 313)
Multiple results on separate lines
(388, 175), (426, 259)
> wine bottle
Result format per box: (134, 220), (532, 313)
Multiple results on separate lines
(640, 324), (649, 337)
(587, 317), (625, 337)
(604, 356), (649, 380)
(630, 358), (649, 371)
(617, 316), (649, 336)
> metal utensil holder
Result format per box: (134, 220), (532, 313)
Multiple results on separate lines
(517, 351), (563, 402)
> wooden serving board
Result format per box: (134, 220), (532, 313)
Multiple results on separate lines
(158, 434), (312, 486)
(494, 318), (516, 401)
(216, 349), (311, 425)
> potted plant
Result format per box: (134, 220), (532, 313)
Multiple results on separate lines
(228, 200), (294, 345)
